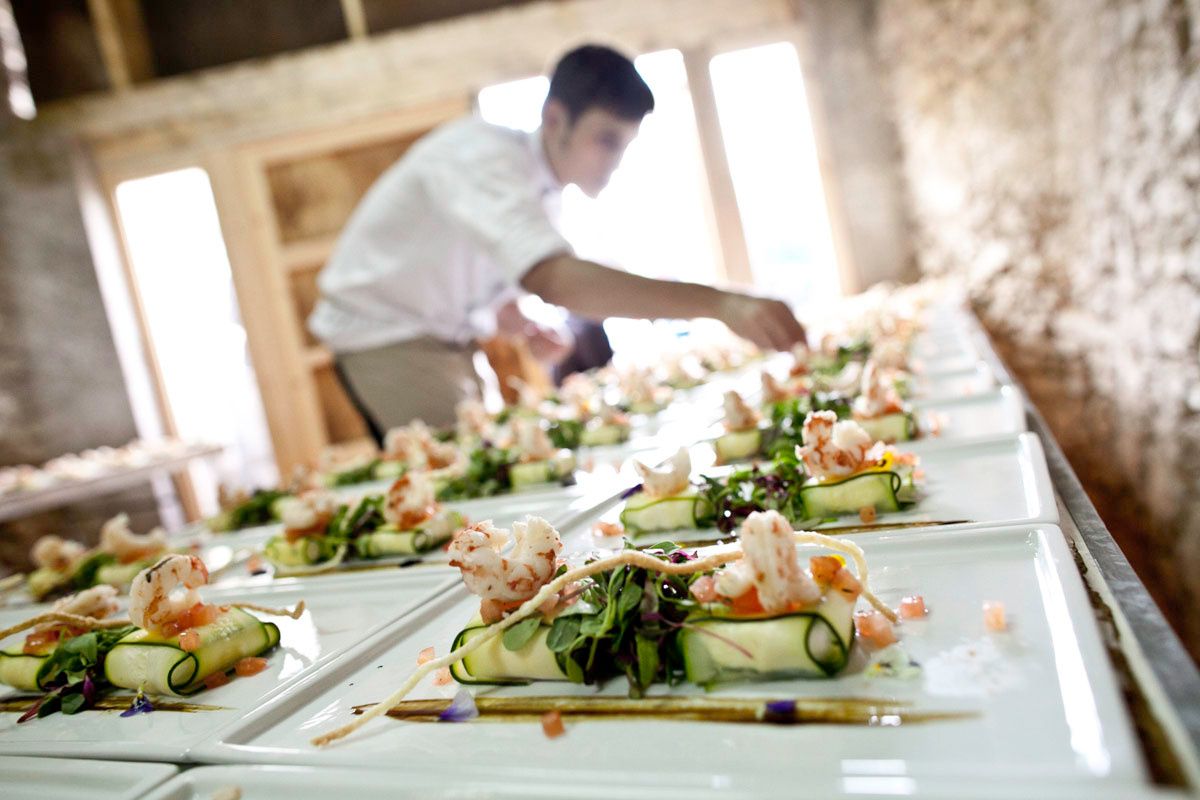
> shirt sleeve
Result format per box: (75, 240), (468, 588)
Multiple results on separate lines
(420, 138), (572, 286)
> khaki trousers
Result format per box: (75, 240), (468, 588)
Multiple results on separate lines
(334, 337), (480, 434)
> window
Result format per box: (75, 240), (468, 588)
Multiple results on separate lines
(114, 168), (277, 513)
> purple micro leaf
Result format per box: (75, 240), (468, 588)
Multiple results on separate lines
(437, 688), (479, 723)
(16, 695), (46, 724)
(619, 483), (644, 499)
(81, 675), (97, 706)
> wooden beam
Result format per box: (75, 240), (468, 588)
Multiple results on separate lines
(339, 0), (369, 40)
(682, 47), (754, 287)
(86, 0), (154, 90)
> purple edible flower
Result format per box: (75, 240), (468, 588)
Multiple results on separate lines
(81, 675), (97, 707)
(120, 691), (155, 718)
(437, 688), (479, 723)
(619, 483), (644, 499)
(762, 699), (796, 723)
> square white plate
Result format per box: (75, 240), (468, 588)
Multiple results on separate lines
(191, 525), (1145, 796)
(141, 764), (1175, 800)
(0, 756), (176, 800)
(0, 570), (455, 761)
(601, 432), (1056, 549)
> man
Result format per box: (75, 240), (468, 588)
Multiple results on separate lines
(309, 44), (806, 433)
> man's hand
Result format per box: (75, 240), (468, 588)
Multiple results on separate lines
(716, 292), (807, 352)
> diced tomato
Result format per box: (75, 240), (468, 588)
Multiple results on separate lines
(729, 586), (765, 616)
(203, 671), (231, 689)
(808, 555), (843, 585)
(234, 657), (268, 677)
(591, 521), (624, 539)
(179, 629), (201, 652)
(983, 601), (1007, 631)
(858, 506), (877, 523)
(898, 595), (928, 619)
(416, 646), (436, 666)
(22, 628), (61, 655)
(479, 598), (524, 624)
(913, 468), (926, 481)
(855, 610), (897, 648)
(831, 568), (863, 601)
(189, 603), (220, 628)
(433, 667), (453, 686)
(541, 710), (566, 739)
(246, 555), (265, 574)
(160, 618), (186, 638)
(690, 575), (718, 603)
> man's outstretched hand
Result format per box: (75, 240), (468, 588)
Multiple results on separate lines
(716, 292), (807, 352)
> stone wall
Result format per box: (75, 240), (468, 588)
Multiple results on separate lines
(0, 108), (159, 569)
(877, 0), (1200, 657)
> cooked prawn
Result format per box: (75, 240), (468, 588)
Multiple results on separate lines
(633, 447), (691, 498)
(129, 554), (209, 635)
(722, 390), (760, 432)
(512, 417), (555, 462)
(447, 516), (562, 607)
(99, 513), (168, 564)
(454, 399), (491, 440)
(49, 584), (120, 622)
(796, 411), (876, 480)
(30, 535), (85, 572)
(853, 360), (904, 419)
(383, 472), (437, 529)
(278, 492), (338, 539)
(714, 511), (821, 614)
(761, 371), (793, 404)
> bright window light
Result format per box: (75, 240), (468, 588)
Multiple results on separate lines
(477, 76), (548, 133)
(115, 168), (278, 513)
(710, 42), (842, 312)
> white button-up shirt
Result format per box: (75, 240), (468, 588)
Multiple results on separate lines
(308, 116), (572, 352)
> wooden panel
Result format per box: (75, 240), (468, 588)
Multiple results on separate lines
(313, 362), (369, 443)
(265, 130), (426, 244)
(289, 266), (323, 348)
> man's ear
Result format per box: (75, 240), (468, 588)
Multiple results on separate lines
(541, 97), (570, 138)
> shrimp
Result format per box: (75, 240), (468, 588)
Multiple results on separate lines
(48, 584), (120, 621)
(383, 473), (437, 529)
(455, 399), (491, 440)
(384, 421), (462, 470)
(633, 447), (691, 499)
(715, 511), (820, 613)
(129, 554), (209, 634)
(853, 360), (904, 419)
(796, 411), (875, 480)
(513, 417), (555, 462)
(761, 371), (793, 404)
(448, 516), (562, 609)
(723, 390), (760, 432)
(789, 342), (811, 376)
(872, 337), (908, 371)
(278, 492), (337, 539)
(99, 513), (168, 564)
(30, 535), (86, 572)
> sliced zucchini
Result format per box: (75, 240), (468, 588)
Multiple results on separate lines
(509, 461), (554, 490)
(26, 568), (70, 601)
(95, 560), (153, 589)
(620, 487), (712, 534)
(580, 423), (630, 447)
(0, 650), (49, 692)
(799, 471), (903, 518)
(373, 460), (406, 480)
(104, 607), (279, 696)
(263, 536), (326, 567)
(714, 429), (763, 464)
(856, 412), (915, 443)
(355, 510), (466, 558)
(449, 621), (567, 684)
(679, 594), (855, 685)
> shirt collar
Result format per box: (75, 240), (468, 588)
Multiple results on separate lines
(529, 128), (564, 195)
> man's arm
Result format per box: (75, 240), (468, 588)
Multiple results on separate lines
(520, 253), (806, 351)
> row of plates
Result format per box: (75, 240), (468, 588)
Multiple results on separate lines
(0, 299), (1177, 798)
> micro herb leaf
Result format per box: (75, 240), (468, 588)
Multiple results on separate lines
(501, 617), (541, 652)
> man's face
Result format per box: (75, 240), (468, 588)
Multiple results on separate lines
(543, 103), (641, 198)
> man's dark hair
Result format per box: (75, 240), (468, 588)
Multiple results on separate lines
(547, 44), (654, 122)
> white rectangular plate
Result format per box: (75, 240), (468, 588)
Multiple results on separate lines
(141, 764), (1173, 800)
(192, 525), (1146, 796)
(0, 756), (176, 800)
(0, 570), (454, 761)
(605, 432), (1056, 549)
